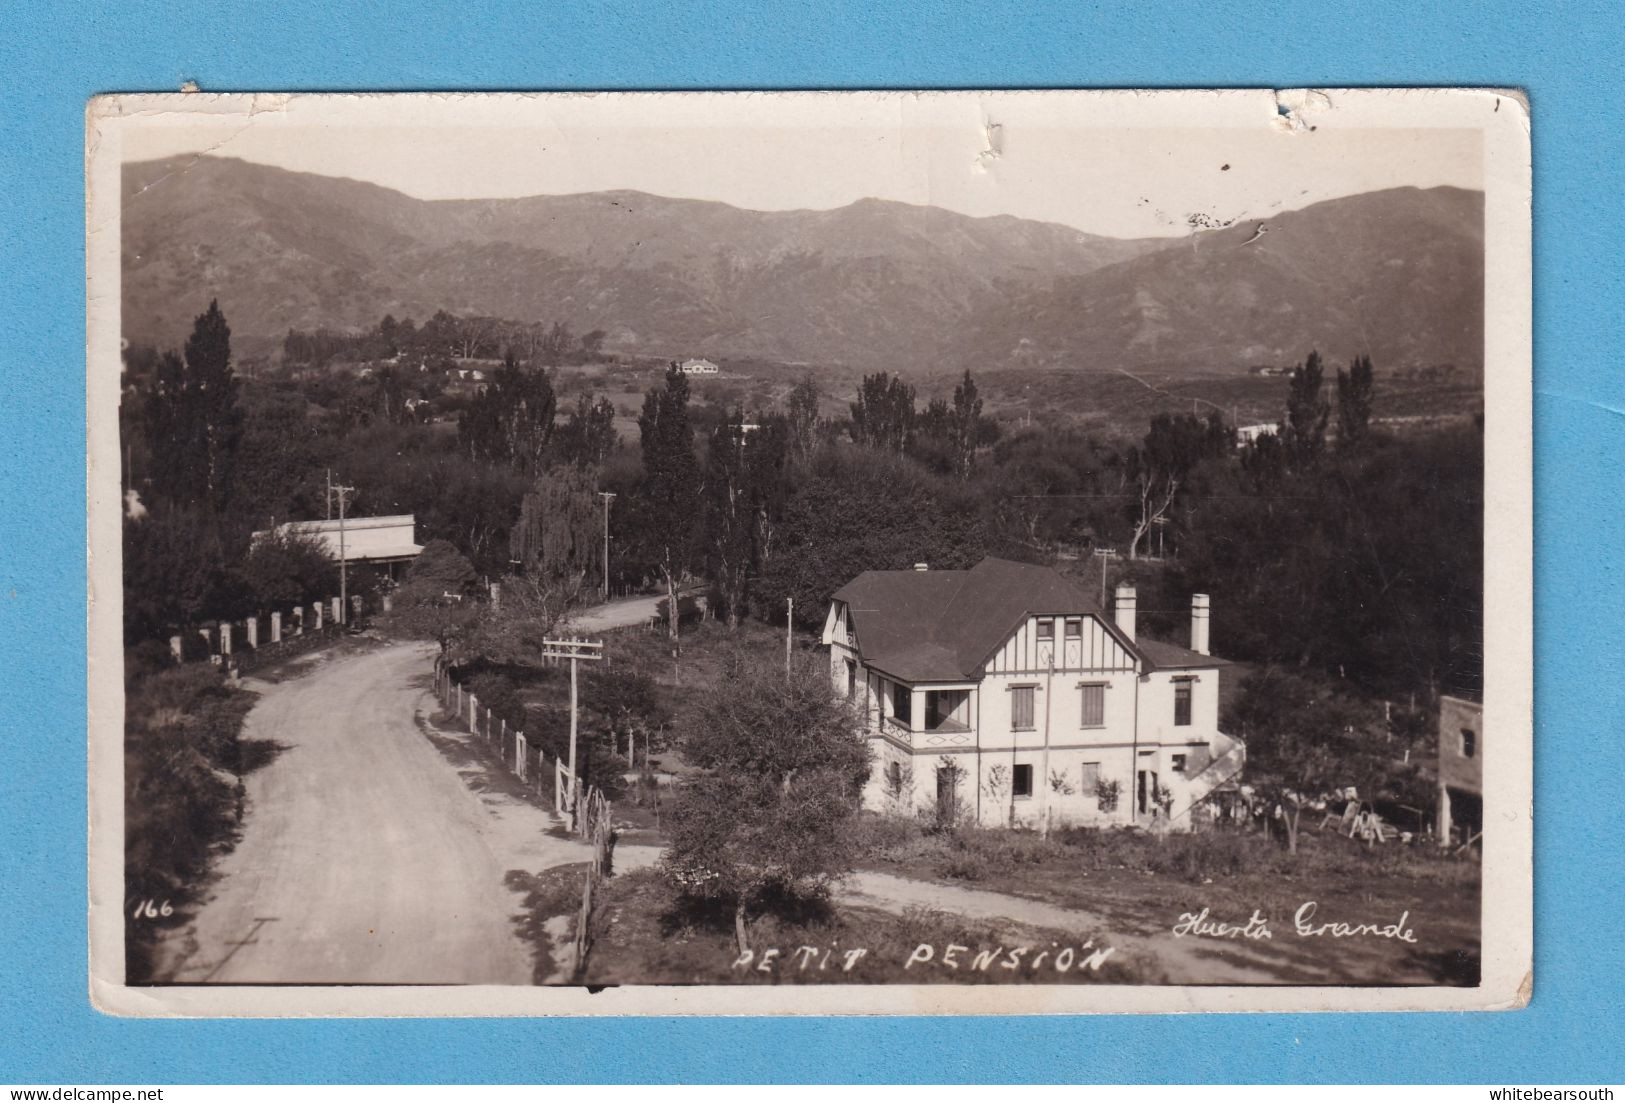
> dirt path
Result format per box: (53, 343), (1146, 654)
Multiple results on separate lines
(157, 641), (591, 985)
(841, 870), (1280, 984)
(560, 594), (664, 633)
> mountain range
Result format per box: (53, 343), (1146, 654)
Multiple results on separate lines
(121, 155), (1484, 375)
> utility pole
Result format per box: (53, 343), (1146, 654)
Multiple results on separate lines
(597, 491), (616, 603)
(1094, 547), (1119, 607)
(327, 470), (355, 624)
(786, 596), (793, 674)
(537, 636), (605, 830)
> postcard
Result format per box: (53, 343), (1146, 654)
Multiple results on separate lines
(86, 88), (1531, 1015)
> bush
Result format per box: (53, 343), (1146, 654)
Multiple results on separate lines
(847, 812), (932, 862)
(124, 663), (256, 982)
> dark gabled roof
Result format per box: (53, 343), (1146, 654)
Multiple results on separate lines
(1135, 636), (1230, 672)
(833, 557), (1123, 682)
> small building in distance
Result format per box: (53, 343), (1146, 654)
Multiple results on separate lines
(257, 514), (425, 580)
(1235, 422), (1281, 444)
(1437, 695), (1482, 850)
(679, 358), (720, 375)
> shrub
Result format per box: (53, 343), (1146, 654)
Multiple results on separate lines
(848, 813), (932, 862)
(124, 663), (256, 982)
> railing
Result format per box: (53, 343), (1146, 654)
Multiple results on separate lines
(165, 592), (389, 672)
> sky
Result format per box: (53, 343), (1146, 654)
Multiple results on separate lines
(118, 93), (1485, 238)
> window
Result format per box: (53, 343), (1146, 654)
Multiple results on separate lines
(1460, 728), (1477, 758)
(885, 761), (905, 797)
(1171, 754), (1188, 774)
(1078, 761), (1101, 793)
(892, 682), (912, 727)
(1065, 618), (1082, 640)
(1012, 764), (1034, 799)
(845, 659), (857, 699)
(1174, 680), (1193, 727)
(1011, 685), (1036, 730)
(1080, 683), (1106, 727)
(925, 689), (969, 731)
(1036, 617), (1054, 641)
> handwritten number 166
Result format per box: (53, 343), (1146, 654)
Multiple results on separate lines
(132, 898), (173, 919)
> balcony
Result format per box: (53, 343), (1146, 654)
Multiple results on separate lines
(881, 688), (974, 747)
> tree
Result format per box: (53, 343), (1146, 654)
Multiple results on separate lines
(451, 313), (497, 360)
(1126, 412), (1230, 559)
(230, 385), (330, 525)
(704, 412), (756, 630)
(461, 574), (575, 667)
(144, 300), (243, 512)
(1336, 354), (1376, 450)
(122, 505), (235, 644)
(1282, 350), (1331, 467)
(399, 539), (477, 603)
(458, 353), (558, 472)
(702, 412), (792, 628)
(635, 365), (702, 641)
(554, 393), (619, 468)
(911, 397), (957, 475)
(949, 369), (983, 480)
(849, 372), (915, 454)
(386, 539), (480, 658)
(662, 651), (870, 951)
(786, 374), (821, 466)
(143, 350), (205, 506)
(510, 467), (599, 589)
(753, 449), (994, 627)
(581, 667), (670, 766)
(1226, 667), (1387, 853)
(373, 364), (409, 425)
(237, 527), (338, 612)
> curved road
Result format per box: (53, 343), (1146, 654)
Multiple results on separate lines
(159, 641), (590, 985)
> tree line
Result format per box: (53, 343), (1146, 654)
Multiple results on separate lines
(280, 310), (609, 367)
(122, 298), (1481, 714)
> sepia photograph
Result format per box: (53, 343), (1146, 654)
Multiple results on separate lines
(84, 89), (1531, 1016)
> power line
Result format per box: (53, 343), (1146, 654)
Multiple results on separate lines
(327, 469), (356, 625)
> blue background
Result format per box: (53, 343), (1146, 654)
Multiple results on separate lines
(1, 0), (1618, 1084)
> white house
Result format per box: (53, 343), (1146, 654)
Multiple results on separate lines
(257, 514), (425, 580)
(822, 557), (1243, 831)
(679, 358), (720, 375)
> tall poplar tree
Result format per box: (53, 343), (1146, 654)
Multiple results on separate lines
(1282, 349), (1331, 468)
(144, 299), (241, 511)
(637, 364), (701, 641)
(1336, 354), (1376, 450)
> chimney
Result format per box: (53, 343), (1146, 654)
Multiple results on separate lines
(1191, 593), (1211, 655)
(914, 562), (928, 572)
(1113, 583), (1137, 641)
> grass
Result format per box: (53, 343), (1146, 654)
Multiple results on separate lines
(850, 814), (1481, 985)
(123, 659), (263, 984)
(576, 869), (1153, 986)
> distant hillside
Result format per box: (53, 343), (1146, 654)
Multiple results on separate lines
(968, 186), (1484, 374)
(121, 155), (1165, 368)
(121, 156), (1483, 375)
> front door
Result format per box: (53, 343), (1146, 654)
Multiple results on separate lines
(1137, 768), (1159, 817)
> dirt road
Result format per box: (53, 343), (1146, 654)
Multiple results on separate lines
(158, 641), (591, 985)
(559, 593), (664, 633)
